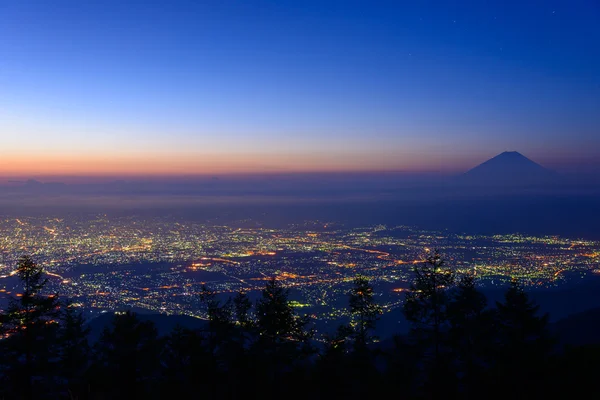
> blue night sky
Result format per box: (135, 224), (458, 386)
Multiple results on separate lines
(1, 0), (599, 178)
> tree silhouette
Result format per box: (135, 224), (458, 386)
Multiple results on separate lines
(199, 284), (235, 352)
(0, 255), (60, 399)
(495, 279), (550, 347)
(255, 278), (313, 346)
(345, 275), (383, 398)
(233, 290), (253, 330)
(1, 251), (596, 399)
(492, 279), (553, 398)
(92, 311), (161, 399)
(253, 277), (313, 398)
(317, 324), (354, 397)
(200, 284), (234, 329)
(403, 251), (456, 397)
(200, 285), (253, 397)
(348, 275), (382, 349)
(57, 300), (91, 398)
(160, 325), (216, 398)
(446, 273), (494, 398)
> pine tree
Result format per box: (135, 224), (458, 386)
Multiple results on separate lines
(404, 251), (455, 353)
(492, 279), (553, 398)
(253, 278), (313, 399)
(345, 276), (383, 399)
(255, 278), (312, 345)
(160, 325), (215, 398)
(446, 273), (494, 398)
(323, 324), (354, 357)
(495, 279), (550, 348)
(348, 275), (382, 349)
(0, 255), (60, 399)
(200, 284), (234, 329)
(92, 311), (161, 399)
(403, 251), (456, 397)
(57, 300), (91, 398)
(199, 284), (235, 352)
(227, 290), (255, 397)
(317, 324), (354, 398)
(233, 290), (253, 330)
(383, 334), (421, 399)
(199, 284), (246, 396)
(232, 289), (254, 351)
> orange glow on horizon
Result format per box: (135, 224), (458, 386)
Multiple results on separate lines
(0, 150), (465, 178)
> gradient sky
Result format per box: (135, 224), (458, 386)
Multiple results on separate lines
(1, 0), (599, 179)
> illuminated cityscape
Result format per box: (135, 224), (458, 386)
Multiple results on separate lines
(0, 215), (598, 325)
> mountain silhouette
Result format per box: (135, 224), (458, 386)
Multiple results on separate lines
(460, 151), (558, 186)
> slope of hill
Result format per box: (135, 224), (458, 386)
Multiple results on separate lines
(86, 312), (208, 342)
(552, 307), (600, 346)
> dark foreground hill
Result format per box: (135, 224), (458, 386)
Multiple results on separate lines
(5, 259), (600, 400)
(552, 307), (600, 346)
(86, 311), (208, 342)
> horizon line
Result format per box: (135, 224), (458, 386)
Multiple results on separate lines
(0, 169), (463, 184)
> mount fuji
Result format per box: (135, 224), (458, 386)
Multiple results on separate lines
(460, 151), (558, 186)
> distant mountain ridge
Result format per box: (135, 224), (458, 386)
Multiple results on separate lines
(460, 151), (558, 186)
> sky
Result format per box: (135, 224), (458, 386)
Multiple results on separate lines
(1, 0), (599, 180)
